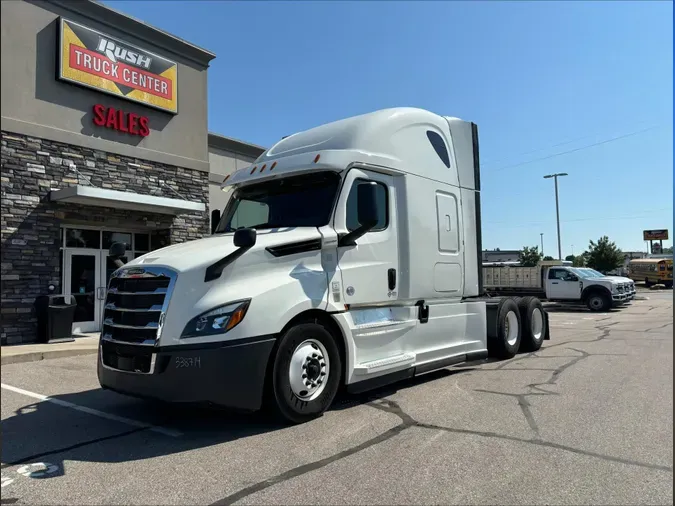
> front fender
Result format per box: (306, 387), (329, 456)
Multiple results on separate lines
(581, 285), (612, 302)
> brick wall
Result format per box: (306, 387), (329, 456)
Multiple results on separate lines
(1, 131), (209, 345)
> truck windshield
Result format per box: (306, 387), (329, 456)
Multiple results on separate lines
(570, 268), (594, 278)
(215, 171), (341, 233)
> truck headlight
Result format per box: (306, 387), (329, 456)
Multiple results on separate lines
(180, 299), (250, 338)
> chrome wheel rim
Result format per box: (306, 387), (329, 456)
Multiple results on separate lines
(505, 310), (519, 346)
(531, 308), (544, 341)
(288, 339), (329, 401)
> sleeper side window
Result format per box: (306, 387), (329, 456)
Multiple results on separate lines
(426, 130), (451, 168)
(345, 179), (389, 232)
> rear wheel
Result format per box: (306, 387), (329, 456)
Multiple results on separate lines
(267, 322), (342, 424)
(586, 291), (611, 312)
(489, 298), (522, 359)
(518, 296), (546, 352)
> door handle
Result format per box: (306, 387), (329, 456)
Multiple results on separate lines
(97, 287), (106, 300)
(552, 281), (559, 284)
(388, 268), (397, 290)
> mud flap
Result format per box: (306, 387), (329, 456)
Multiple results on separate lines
(543, 310), (551, 340)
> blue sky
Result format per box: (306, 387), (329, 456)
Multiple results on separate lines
(105, 0), (673, 255)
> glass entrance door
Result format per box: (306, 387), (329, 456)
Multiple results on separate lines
(64, 249), (101, 334)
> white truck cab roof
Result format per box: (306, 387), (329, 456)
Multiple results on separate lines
(222, 107), (479, 193)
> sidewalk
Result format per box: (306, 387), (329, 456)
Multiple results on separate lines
(1, 334), (99, 365)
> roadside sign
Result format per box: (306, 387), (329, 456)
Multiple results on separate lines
(643, 229), (669, 241)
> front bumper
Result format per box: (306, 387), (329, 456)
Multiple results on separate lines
(97, 336), (276, 411)
(612, 293), (629, 305)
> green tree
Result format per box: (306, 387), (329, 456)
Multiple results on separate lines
(586, 236), (623, 273)
(663, 246), (673, 255)
(519, 245), (543, 267)
(565, 255), (575, 262)
(572, 253), (588, 267)
(543, 255), (555, 261)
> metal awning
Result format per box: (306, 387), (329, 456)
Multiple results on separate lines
(49, 185), (205, 215)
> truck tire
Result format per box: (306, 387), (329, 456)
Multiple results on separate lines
(267, 322), (342, 424)
(489, 298), (522, 359)
(517, 296), (546, 352)
(586, 290), (611, 312)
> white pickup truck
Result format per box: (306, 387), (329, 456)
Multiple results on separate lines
(483, 264), (630, 311)
(574, 268), (636, 300)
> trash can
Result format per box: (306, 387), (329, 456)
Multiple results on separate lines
(34, 294), (77, 343)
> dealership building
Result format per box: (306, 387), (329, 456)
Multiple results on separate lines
(1, 0), (266, 344)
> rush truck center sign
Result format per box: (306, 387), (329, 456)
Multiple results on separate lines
(58, 18), (178, 114)
(643, 229), (669, 241)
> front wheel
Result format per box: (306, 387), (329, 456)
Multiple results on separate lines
(268, 322), (342, 424)
(586, 291), (611, 312)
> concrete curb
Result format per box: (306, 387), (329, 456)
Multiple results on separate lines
(1, 348), (98, 365)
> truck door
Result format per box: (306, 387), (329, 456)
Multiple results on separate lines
(333, 168), (399, 306)
(546, 268), (581, 300)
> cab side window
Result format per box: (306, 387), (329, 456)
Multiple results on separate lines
(346, 180), (389, 232)
(549, 269), (575, 281)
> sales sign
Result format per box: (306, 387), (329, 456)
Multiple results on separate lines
(58, 18), (178, 114)
(643, 229), (669, 241)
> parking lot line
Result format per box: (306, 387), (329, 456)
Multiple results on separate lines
(0, 383), (182, 438)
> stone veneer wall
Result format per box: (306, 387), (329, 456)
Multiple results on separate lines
(0, 131), (209, 345)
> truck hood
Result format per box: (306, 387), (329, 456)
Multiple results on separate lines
(127, 227), (322, 273)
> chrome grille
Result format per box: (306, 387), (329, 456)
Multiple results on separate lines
(102, 267), (176, 346)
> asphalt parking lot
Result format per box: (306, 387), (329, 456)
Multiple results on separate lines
(1, 291), (672, 505)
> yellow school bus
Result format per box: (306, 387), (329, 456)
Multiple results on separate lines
(628, 258), (673, 288)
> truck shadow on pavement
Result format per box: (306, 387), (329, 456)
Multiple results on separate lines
(543, 305), (623, 314)
(0, 368), (470, 482)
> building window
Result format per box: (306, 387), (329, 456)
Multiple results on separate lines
(346, 179), (389, 232)
(426, 130), (451, 168)
(102, 231), (132, 250)
(65, 228), (101, 249)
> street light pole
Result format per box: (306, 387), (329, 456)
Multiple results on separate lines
(544, 172), (568, 261)
(540, 233), (544, 255)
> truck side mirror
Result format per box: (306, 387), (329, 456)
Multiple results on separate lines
(357, 182), (379, 229)
(109, 241), (126, 259)
(109, 241), (127, 268)
(211, 209), (221, 234)
(234, 228), (257, 249)
(338, 182), (380, 247)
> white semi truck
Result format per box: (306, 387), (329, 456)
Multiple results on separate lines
(99, 107), (551, 424)
(483, 263), (632, 311)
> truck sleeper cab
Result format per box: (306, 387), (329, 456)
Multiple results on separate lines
(98, 108), (551, 424)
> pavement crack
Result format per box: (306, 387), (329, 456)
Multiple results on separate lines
(211, 401), (415, 506)
(0, 427), (147, 469)
(474, 390), (542, 437)
(414, 422), (673, 473)
(645, 322), (673, 332)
